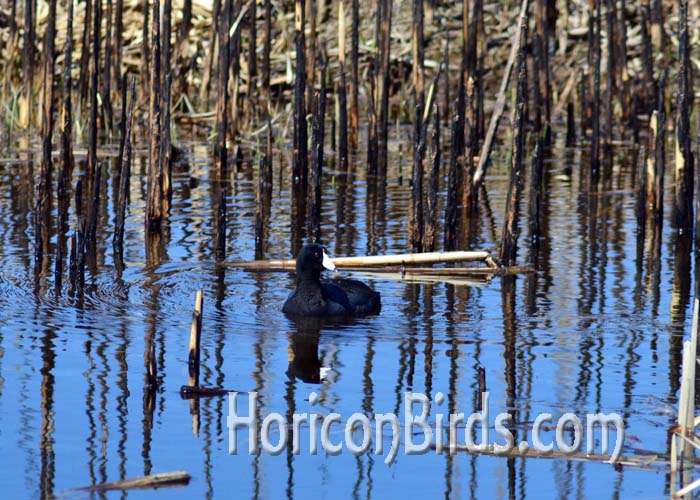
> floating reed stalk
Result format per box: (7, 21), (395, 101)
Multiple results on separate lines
(673, 0), (693, 233)
(472, 0), (528, 188)
(337, 1), (348, 170)
(292, 0), (308, 187)
(424, 107), (440, 252)
(146, 0), (163, 233)
(499, 15), (528, 267)
(113, 78), (136, 261)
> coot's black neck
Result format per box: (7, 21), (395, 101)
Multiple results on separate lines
(296, 267), (322, 285)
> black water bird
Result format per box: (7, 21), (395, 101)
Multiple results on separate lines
(282, 244), (381, 317)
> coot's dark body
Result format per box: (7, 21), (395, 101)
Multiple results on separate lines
(282, 244), (381, 317)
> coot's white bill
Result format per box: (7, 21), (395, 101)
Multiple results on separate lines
(322, 251), (337, 271)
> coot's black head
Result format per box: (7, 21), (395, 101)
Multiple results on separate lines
(295, 243), (336, 280)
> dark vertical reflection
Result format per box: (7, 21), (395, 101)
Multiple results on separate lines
(38, 308), (56, 500)
(669, 232), (691, 404)
(443, 284), (458, 500)
(501, 275), (518, 500)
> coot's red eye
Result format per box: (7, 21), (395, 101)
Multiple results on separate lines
(314, 252), (319, 258)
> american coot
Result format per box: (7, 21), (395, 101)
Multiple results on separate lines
(282, 244), (381, 316)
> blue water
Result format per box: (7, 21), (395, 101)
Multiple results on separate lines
(0, 138), (689, 498)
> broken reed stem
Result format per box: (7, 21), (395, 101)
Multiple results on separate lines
(472, 0), (529, 188)
(424, 107), (440, 252)
(673, 0), (693, 233)
(146, 0), (163, 233)
(292, 0), (308, 188)
(188, 290), (204, 387)
(113, 78), (136, 261)
(499, 14), (528, 267)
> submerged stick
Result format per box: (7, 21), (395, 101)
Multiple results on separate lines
(76, 471), (191, 492)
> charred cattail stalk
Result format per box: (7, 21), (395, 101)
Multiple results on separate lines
(535, 0), (551, 140)
(652, 72), (666, 224)
(338, 2), (348, 170)
(377, 0), (392, 174)
(604, 0), (615, 146)
(565, 101), (575, 146)
(200, 0), (220, 104)
(589, 0), (601, 185)
(113, 78), (136, 261)
(174, 0), (192, 98)
(462, 77), (476, 219)
(424, 107), (440, 252)
(146, 0), (163, 233)
(18, 0), (34, 127)
(641, 0), (656, 114)
(114, 0), (124, 95)
(499, 15), (528, 267)
(247, 0), (257, 103)
(367, 57), (378, 176)
(141, 0), (150, 99)
(215, 0), (230, 174)
(408, 0), (425, 252)
(161, 0), (173, 212)
(444, 108), (461, 251)
(673, 0), (693, 233)
(103, 0), (114, 132)
(255, 124), (274, 259)
(56, 0), (75, 293)
(87, 0), (101, 185)
(215, 187), (227, 260)
(292, 0), (308, 187)
(307, 48), (328, 241)
(78, 0), (92, 104)
(306, 0), (317, 115)
(86, 163), (102, 254)
(528, 135), (545, 246)
(349, 0), (359, 149)
(262, 0), (271, 98)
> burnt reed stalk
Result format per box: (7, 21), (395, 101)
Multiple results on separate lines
(292, 0), (307, 188)
(424, 107), (440, 252)
(114, 78), (136, 262)
(673, 0), (693, 232)
(499, 16), (528, 267)
(146, 0), (163, 233)
(409, 0), (425, 253)
(307, 48), (328, 242)
(444, 107), (461, 251)
(589, 0), (601, 185)
(87, 0), (101, 188)
(350, 0), (359, 149)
